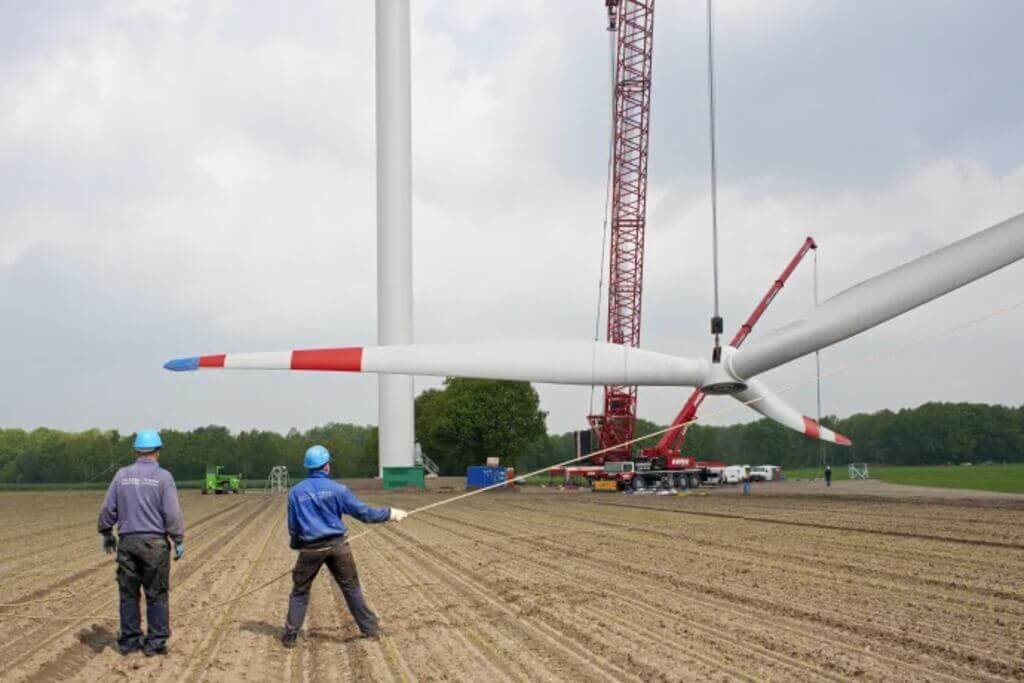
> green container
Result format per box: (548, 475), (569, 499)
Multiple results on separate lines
(382, 466), (426, 490)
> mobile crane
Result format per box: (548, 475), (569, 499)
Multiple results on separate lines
(591, 237), (819, 491)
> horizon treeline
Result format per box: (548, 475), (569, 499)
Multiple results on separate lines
(1, 401), (1022, 483)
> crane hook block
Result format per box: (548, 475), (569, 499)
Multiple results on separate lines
(710, 316), (724, 335)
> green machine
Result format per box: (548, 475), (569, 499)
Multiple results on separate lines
(202, 465), (245, 494)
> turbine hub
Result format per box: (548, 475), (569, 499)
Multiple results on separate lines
(701, 380), (747, 395)
(700, 345), (747, 395)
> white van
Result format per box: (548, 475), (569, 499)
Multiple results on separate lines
(750, 465), (781, 482)
(720, 465), (747, 484)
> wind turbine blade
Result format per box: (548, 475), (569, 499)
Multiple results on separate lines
(730, 212), (1024, 379)
(164, 341), (708, 387)
(733, 377), (851, 446)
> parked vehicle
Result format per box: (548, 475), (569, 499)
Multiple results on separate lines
(589, 457), (724, 492)
(719, 465), (748, 484)
(749, 465), (782, 482)
(202, 465), (245, 494)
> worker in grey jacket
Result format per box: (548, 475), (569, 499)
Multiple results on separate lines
(98, 430), (185, 656)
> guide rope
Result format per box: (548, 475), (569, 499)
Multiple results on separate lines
(3, 297), (1024, 623)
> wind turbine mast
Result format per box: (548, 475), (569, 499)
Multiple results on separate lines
(588, 0), (656, 464)
(375, 0), (415, 475)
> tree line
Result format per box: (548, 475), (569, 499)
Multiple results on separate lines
(0, 424), (379, 484)
(1, 385), (1022, 483)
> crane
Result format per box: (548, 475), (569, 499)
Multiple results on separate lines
(587, 0), (656, 465)
(586, 3), (828, 479)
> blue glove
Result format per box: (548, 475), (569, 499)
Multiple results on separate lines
(174, 541), (185, 561)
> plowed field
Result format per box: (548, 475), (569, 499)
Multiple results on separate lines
(1, 486), (1022, 681)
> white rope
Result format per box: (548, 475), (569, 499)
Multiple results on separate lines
(706, 0), (722, 347)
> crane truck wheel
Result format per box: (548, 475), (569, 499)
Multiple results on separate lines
(674, 474), (688, 491)
(688, 474), (701, 490)
(632, 476), (644, 492)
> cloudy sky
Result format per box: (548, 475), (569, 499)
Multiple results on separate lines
(3, 0), (1023, 438)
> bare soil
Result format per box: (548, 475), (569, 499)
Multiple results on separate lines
(1, 484), (1022, 681)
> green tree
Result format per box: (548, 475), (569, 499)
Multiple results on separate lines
(415, 379), (548, 475)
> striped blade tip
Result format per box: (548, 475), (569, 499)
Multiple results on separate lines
(164, 356), (200, 372)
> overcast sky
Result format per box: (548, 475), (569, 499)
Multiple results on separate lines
(2, 0), (1024, 438)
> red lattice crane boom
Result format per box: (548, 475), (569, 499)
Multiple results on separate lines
(588, 0), (656, 464)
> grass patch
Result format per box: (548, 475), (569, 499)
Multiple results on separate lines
(784, 463), (1024, 493)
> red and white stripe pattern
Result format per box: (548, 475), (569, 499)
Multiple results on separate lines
(192, 348), (364, 372)
(733, 377), (852, 446)
(802, 416), (852, 446)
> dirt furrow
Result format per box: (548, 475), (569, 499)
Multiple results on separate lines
(523, 501), (1023, 678)
(360, 526), (535, 682)
(415, 501), (999, 683)
(381, 523), (638, 683)
(407, 510), (857, 682)
(1, 497), (275, 681)
(586, 500), (1024, 549)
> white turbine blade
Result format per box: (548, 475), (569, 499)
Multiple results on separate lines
(165, 341), (708, 387)
(730, 212), (1024, 379)
(733, 377), (851, 446)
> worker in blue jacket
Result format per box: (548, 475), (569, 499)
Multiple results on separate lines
(282, 445), (408, 647)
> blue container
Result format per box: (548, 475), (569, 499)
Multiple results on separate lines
(466, 465), (507, 489)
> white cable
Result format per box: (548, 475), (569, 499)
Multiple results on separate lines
(706, 0), (721, 343)
(590, 24), (618, 414)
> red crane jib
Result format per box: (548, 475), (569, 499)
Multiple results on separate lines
(640, 237), (818, 467)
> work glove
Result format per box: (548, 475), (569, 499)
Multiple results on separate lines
(174, 541), (185, 561)
(388, 508), (408, 522)
(102, 533), (117, 555)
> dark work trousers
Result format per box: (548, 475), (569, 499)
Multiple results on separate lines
(116, 534), (171, 651)
(284, 539), (378, 637)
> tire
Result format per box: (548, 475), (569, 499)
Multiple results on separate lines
(674, 474), (688, 490)
(201, 488), (208, 495)
(632, 476), (645, 491)
(688, 474), (701, 489)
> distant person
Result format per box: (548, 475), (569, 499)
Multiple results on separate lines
(825, 465), (833, 487)
(282, 445), (409, 648)
(97, 430), (185, 657)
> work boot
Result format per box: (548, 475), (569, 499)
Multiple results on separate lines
(143, 644), (168, 657)
(117, 642), (142, 656)
(281, 632), (298, 649)
(362, 629), (387, 642)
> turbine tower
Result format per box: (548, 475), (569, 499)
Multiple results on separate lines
(375, 0), (415, 475)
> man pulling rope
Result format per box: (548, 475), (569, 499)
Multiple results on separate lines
(281, 445), (408, 648)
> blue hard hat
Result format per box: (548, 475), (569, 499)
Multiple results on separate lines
(134, 429), (163, 451)
(304, 445), (331, 470)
